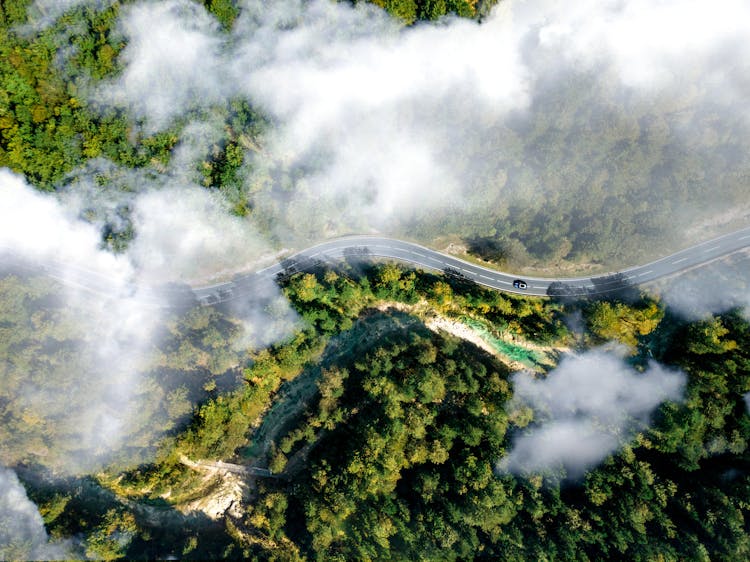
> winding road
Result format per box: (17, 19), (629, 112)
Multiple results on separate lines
(193, 226), (750, 304)
(4, 226), (750, 305)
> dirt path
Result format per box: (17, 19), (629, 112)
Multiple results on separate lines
(176, 455), (250, 519)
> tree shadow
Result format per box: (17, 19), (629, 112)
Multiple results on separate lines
(275, 256), (326, 284)
(588, 272), (641, 303)
(547, 272), (640, 303)
(442, 266), (482, 293)
(16, 463), (243, 560)
(463, 236), (507, 264)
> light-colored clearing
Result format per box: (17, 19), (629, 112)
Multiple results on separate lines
(177, 455), (247, 520)
(425, 314), (529, 370)
(375, 301), (567, 370)
(684, 204), (750, 241)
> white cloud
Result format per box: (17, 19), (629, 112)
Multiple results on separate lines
(90, 0), (750, 253)
(130, 186), (273, 283)
(0, 169), (161, 472)
(501, 421), (619, 479)
(0, 168), (133, 283)
(529, 0), (750, 89)
(102, 0), (750, 128)
(0, 467), (76, 560)
(92, 0), (528, 225)
(168, 119), (227, 184)
(499, 348), (685, 478)
(215, 0), (530, 225)
(0, 167), (297, 473)
(9, 0), (750, 472)
(23, 0), (114, 30)
(235, 1), (529, 143)
(656, 252), (750, 320)
(98, 0), (226, 131)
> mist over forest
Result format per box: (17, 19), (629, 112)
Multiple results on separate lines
(1, 0), (750, 559)
(7, 0), (750, 269)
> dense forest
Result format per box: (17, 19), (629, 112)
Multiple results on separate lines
(215, 264), (750, 560)
(2, 0), (750, 560)
(0, 0), (491, 188)
(7, 259), (748, 560)
(0, 268), (250, 473)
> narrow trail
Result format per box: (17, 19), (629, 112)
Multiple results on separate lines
(180, 455), (281, 479)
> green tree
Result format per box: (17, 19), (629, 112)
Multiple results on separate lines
(84, 509), (138, 561)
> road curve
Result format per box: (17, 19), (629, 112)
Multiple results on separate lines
(193, 225), (750, 305)
(3, 226), (750, 305)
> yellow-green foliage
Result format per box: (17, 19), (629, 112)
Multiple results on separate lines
(587, 299), (664, 348)
(365, 0), (486, 24)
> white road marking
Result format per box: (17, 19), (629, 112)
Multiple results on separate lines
(27, 231), (750, 306)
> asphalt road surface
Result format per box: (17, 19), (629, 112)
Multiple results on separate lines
(194, 226), (750, 305)
(4, 225), (750, 306)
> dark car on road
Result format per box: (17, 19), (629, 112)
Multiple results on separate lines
(513, 279), (528, 289)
